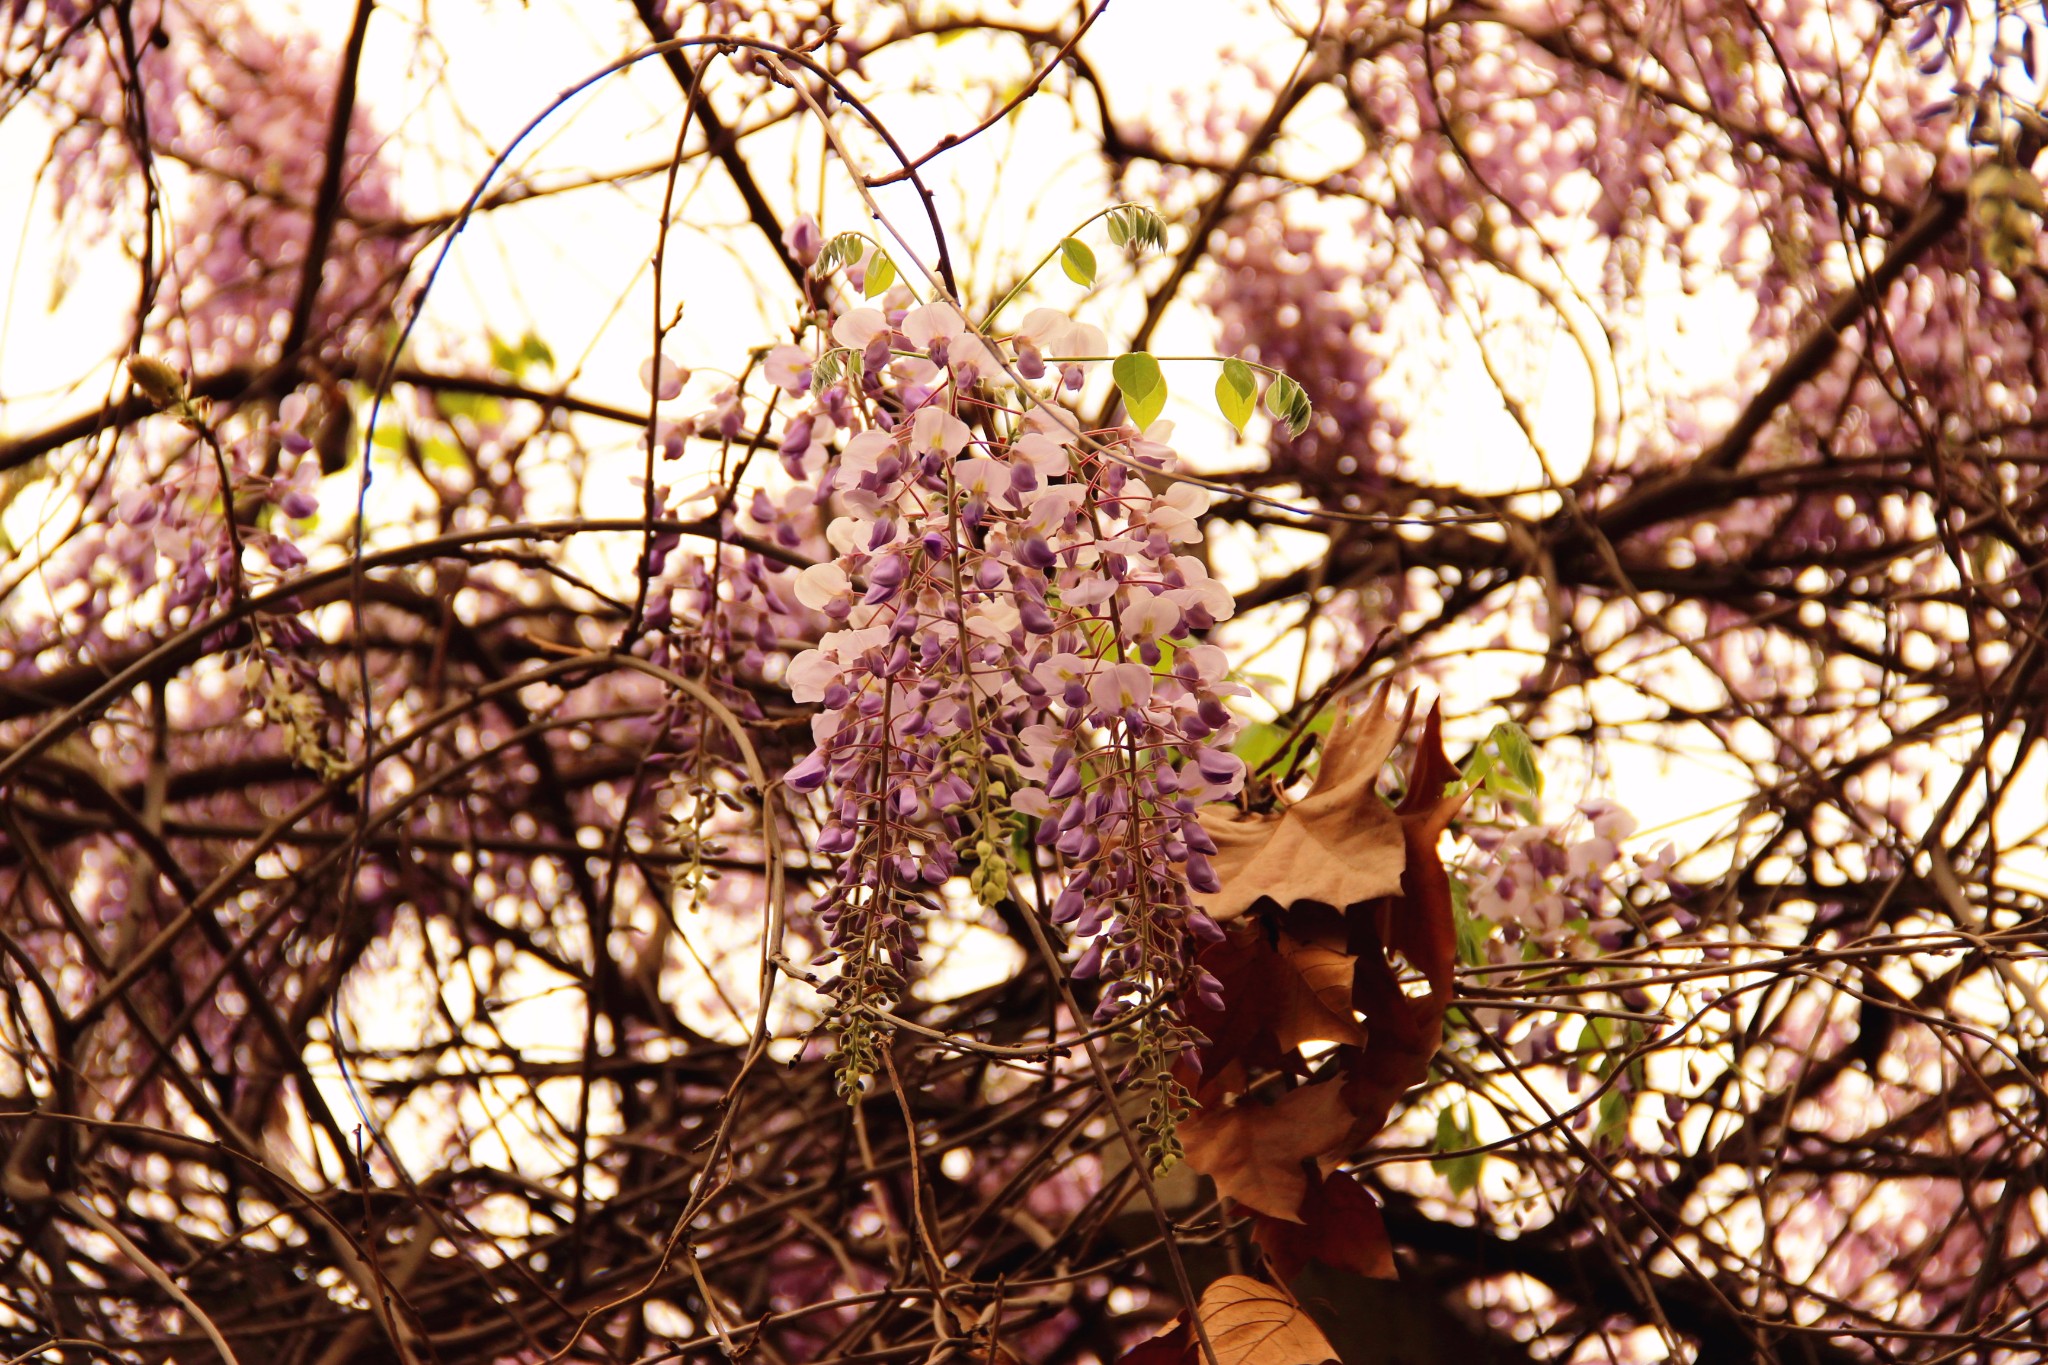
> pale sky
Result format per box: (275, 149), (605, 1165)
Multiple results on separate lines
(6, 0), (2044, 1217)
(0, 0), (1799, 868)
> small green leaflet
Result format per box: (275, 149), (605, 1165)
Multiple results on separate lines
(1112, 351), (1167, 429)
(819, 232), (866, 274)
(489, 331), (553, 379)
(1230, 706), (1334, 775)
(1455, 720), (1543, 821)
(863, 252), (896, 299)
(435, 392), (504, 425)
(1595, 1090), (1630, 1147)
(1450, 878), (1496, 966)
(1264, 373), (1312, 436)
(1492, 721), (1543, 797)
(814, 347), (854, 390)
(1433, 1105), (1483, 1196)
(1060, 237), (1096, 287)
(1215, 357), (1256, 432)
(422, 437), (465, 470)
(1104, 205), (1167, 253)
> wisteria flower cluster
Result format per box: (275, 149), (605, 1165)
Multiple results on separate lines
(735, 270), (1253, 1129)
(37, 0), (406, 370)
(1464, 799), (1676, 962)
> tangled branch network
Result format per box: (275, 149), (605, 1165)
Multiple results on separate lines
(2, 2), (2047, 1363)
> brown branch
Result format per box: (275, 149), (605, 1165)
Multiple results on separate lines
(278, 0), (376, 365)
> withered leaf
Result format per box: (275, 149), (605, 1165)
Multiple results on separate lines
(1336, 701), (1467, 1146)
(1279, 934), (1356, 1042)
(1251, 1167), (1397, 1282)
(1110, 1276), (1340, 1365)
(1179, 1080), (1353, 1222)
(1196, 689), (1407, 923)
(1114, 1321), (1195, 1365)
(1196, 1275), (1341, 1365)
(1181, 928), (1363, 1088)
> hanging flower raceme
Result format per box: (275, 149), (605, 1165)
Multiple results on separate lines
(771, 296), (1249, 1121)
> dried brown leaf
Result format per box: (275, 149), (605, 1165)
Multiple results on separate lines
(1251, 1167), (1397, 1281)
(1278, 935), (1355, 1043)
(1196, 689), (1407, 923)
(1180, 928), (1363, 1088)
(1180, 1081), (1354, 1221)
(1198, 1275), (1340, 1365)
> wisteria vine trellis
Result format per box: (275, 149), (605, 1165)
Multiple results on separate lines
(2, 1), (2047, 1363)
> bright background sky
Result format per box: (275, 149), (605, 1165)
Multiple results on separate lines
(7, 0), (2045, 1224)
(10, 0), (2003, 977)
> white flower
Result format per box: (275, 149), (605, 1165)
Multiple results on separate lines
(1122, 592), (1181, 641)
(1166, 560), (1235, 622)
(785, 649), (838, 703)
(1033, 652), (1091, 693)
(901, 302), (966, 350)
(954, 456), (1011, 501)
(832, 308), (889, 349)
(1013, 431), (1071, 477)
(839, 429), (895, 484)
(1090, 661), (1153, 714)
(1148, 482), (1210, 541)
(1060, 577), (1118, 607)
(764, 345), (813, 396)
(794, 562), (850, 610)
(640, 354), (687, 400)
(826, 515), (874, 555)
(1185, 646), (1234, 689)
(911, 405), (971, 458)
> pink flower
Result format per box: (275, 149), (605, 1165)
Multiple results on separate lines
(640, 354), (687, 400)
(765, 345), (814, 396)
(1090, 661), (1153, 716)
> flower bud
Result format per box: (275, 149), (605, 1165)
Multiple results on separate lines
(126, 355), (186, 409)
(784, 215), (823, 268)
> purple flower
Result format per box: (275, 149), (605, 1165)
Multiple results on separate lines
(787, 750), (829, 792)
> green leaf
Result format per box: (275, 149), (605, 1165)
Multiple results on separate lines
(1112, 351), (1166, 429)
(1453, 888), (1496, 966)
(1128, 207), (1166, 251)
(863, 252), (896, 299)
(1595, 1089), (1629, 1146)
(494, 331), (552, 378)
(1230, 706), (1334, 774)
(1433, 1106), (1483, 1195)
(435, 392), (504, 425)
(821, 232), (864, 273)
(1059, 237), (1096, 287)
(1265, 373), (1311, 436)
(421, 437), (465, 470)
(1491, 722), (1543, 797)
(1105, 211), (1130, 248)
(1215, 357), (1256, 432)
(814, 349), (844, 390)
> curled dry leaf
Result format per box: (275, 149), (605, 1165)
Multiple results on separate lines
(1197, 1275), (1341, 1365)
(1179, 927), (1363, 1080)
(1250, 1167), (1396, 1281)
(1279, 935), (1356, 1039)
(1178, 1080), (1353, 1221)
(1195, 688), (1407, 923)
(1113, 1276), (1340, 1365)
(1175, 699), (1462, 1283)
